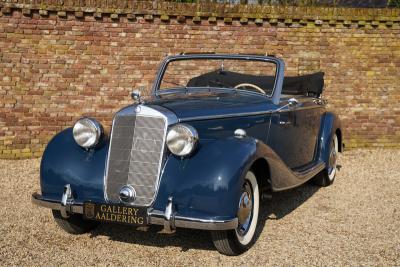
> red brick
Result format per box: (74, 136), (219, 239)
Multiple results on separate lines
(0, 6), (399, 159)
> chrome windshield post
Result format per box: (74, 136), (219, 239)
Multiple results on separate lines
(271, 58), (285, 105)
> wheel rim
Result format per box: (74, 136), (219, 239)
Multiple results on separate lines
(235, 171), (259, 246)
(328, 135), (338, 180)
(236, 181), (253, 236)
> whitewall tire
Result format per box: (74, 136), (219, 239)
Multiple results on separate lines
(211, 171), (260, 255)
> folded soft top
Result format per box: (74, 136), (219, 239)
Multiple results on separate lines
(187, 70), (325, 96)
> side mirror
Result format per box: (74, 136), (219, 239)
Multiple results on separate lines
(288, 98), (299, 108)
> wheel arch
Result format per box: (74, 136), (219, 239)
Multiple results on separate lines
(316, 111), (342, 163)
(335, 128), (343, 152)
(249, 157), (271, 192)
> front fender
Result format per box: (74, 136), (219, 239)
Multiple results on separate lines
(40, 128), (108, 203)
(152, 137), (259, 220)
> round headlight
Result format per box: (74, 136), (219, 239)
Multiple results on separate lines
(72, 118), (103, 149)
(166, 124), (198, 157)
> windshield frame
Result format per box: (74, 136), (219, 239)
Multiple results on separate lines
(152, 54), (285, 105)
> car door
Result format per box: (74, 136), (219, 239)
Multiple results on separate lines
(267, 97), (322, 169)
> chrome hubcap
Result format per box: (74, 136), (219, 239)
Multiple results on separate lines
(237, 181), (253, 236)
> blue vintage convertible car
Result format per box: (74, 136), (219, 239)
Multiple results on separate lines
(33, 54), (342, 255)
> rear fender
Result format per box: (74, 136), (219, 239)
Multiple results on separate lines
(316, 112), (342, 165)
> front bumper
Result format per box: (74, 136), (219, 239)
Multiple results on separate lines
(32, 192), (238, 231)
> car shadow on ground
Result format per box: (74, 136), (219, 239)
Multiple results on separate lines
(89, 183), (320, 252)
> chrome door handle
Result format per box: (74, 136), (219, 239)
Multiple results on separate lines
(278, 120), (292, 126)
(288, 98), (299, 108)
(313, 99), (326, 105)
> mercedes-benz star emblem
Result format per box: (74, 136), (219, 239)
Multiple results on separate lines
(119, 185), (136, 203)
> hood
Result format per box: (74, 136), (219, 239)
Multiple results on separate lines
(145, 90), (276, 121)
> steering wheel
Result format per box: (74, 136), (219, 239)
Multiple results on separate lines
(234, 83), (265, 94)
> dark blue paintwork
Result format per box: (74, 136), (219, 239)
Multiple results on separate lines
(39, 54), (342, 222)
(40, 128), (107, 203)
(39, 88), (342, 221)
(40, 128), (261, 221)
(267, 96), (323, 168)
(187, 113), (270, 142)
(316, 111), (343, 163)
(152, 137), (258, 220)
(149, 90), (277, 121)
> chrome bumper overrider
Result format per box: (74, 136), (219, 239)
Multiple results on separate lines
(32, 193), (238, 231)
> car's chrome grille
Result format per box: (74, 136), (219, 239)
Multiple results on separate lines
(105, 109), (167, 206)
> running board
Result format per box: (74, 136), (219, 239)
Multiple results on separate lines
(270, 161), (325, 192)
(293, 161), (325, 181)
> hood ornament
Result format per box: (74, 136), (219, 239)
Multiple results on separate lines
(131, 89), (144, 104)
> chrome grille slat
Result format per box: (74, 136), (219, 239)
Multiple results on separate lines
(105, 106), (168, 206)
(135, 117), (165, 128)
(127, 172), (158, 188)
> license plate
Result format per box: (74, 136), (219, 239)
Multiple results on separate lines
(83, 202), (147, 226)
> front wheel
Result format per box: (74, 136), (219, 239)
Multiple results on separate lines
(211, 171), (260, 256)
(52, 210), (99, 234)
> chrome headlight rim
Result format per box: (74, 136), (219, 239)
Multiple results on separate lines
(166, 123), (198, 157)
(72, 117), (103, 149)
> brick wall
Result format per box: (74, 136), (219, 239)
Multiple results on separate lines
(0, 1), (399, 159)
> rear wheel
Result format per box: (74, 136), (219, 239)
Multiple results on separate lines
(313, 133), (339, 187)
(211, 171), (260, 256)
(52, 210), (99, 234)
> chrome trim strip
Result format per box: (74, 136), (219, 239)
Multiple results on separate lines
(278, 105), (322, 112)
(179, 110), (274, 122)
(178, 104), (322, 122)
(32, 193), (84, 214)
(103, 116), (116, 203)
(31, 193), (238, 231)
(148, 210), (238, 231)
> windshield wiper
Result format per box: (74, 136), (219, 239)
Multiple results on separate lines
(156, 87), (187, 96)
(156, 87), (236, 97)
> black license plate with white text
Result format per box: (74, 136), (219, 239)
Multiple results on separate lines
(83, 202), (147, 226)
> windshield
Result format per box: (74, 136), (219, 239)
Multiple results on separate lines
(158, 58), (277, 96)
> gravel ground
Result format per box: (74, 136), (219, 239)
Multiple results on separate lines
(0, 149), (399, 266)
